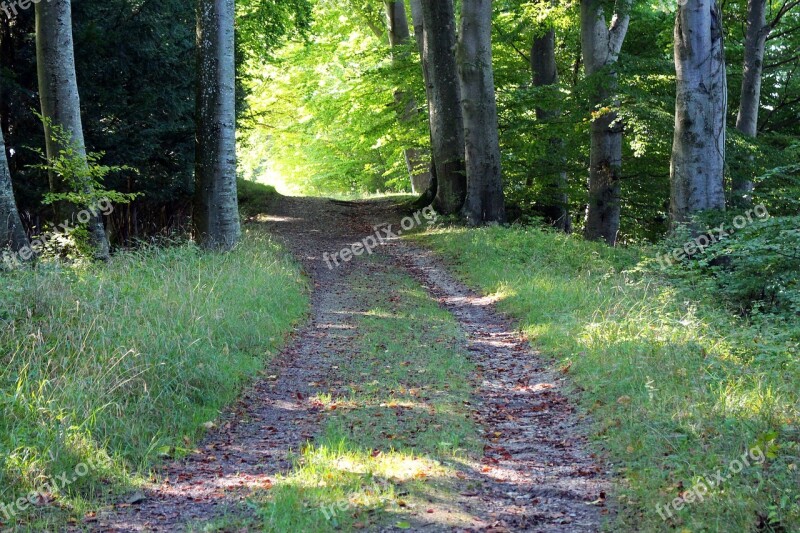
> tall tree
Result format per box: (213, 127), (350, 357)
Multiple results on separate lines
(458, 0), (505, 224)
(580, 0), (631, 245)
(385, 0), (432, 195)
(36, 0), (110, 260)
(734, 0), (799, 197)
(532, 24), (571, 232)
(670, 0), (727, 224)
(420, 0), (466, 215)
(194, 0), (240, 250)
(409, 0), (439, 206)
(0, 128), (28, 257)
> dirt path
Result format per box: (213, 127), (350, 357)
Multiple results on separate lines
(92, 197), (610, 532)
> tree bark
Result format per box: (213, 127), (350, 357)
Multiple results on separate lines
(385, 0), (432, 195)
(580, 0), (630, 245)
(734, 0), (769, 197)
(36, 0), (110, 260)
(0, 128), (28, 259)
(670, 0), (727, 224)
(409, 0), (438, 202)
(532, 27), (571, 233)
(458, 0), (505, 224)
(194, 0), (241, 251)
(386, 0), (411, 46)
(409, 0), (427, 72)
(420, 0), (466, 215)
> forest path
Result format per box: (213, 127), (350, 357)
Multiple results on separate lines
(91, 196), (610, 532)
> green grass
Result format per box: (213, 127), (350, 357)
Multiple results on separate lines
(414, 225), (799, 532)
(250, 259), (480, 532)
(238, 179), (281, 218)
(0, 227), (308, 530)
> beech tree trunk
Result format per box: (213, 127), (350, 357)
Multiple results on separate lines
(532, 27), (571, 233)
(409, 0), (439, 203)
(385, 0), (432, 195)
(194, 0), (241, 250)
(733, 0), (768, 197)
(670, 0), (727, 224)
(458, 0), (505, 224)
(580, 0), (630, 245)
(385, 0), (410, 46)
(737, 0), (767, 139)
(36, 0), (110, 260)
(420, 0), (466, 215)
(409, 0), (428, 86)
(0, 128), (28, 257)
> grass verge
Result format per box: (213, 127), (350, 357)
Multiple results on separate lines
(414, 226), (799, 532)
(0, 226), (308, 530)
(238, 179), (281, 218)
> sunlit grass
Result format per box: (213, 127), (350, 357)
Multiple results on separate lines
(415, 225), (800, 532)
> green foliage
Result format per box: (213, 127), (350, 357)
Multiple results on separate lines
(660, 211), (800, 320)
(239, 0), (427, 196)
(0, 230), (308, 528)
(34, 119), (139, 210)
(710, 216), (800, 317)
(655, 157), (800, 321)
(236, 0), (313, 63)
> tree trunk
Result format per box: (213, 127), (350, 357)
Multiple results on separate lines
(458, 0), (505, 224)
(36, 0), (110, 260)
(385, 0), (432, 195)
(385, 0), (410, 46)
(409, 0), (427, 76)
(670, 0), (727, 224)
(532, 27), (571, 233)
(420, 0), (466, 215)
(580, 0), (630, 245)
(0, 128), (28, 261)
(734, 0), (769, 197)
(194, 0), (241, 251)
(409, 0), (439, 202)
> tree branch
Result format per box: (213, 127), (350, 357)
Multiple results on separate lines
(770, 0), (800, 29)
(608, 0), (632, 57)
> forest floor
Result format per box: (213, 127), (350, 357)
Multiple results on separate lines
(90, 196), (610, 532)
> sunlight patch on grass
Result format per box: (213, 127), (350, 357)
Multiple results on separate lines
(259, 443), (450, 532)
